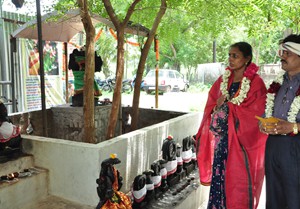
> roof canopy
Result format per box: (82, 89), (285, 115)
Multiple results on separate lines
(11, 9), (149, 42)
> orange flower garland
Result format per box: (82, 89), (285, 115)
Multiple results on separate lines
(109, 28), (140, 47)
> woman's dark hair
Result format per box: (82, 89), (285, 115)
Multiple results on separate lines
(0, 103), (8, 122)
(230, 42), (253, 65)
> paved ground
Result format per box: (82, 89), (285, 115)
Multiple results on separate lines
(102, 91), (209, 113)
(23, 196), (94, 209)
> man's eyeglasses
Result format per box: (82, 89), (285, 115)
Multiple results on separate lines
(278, 49), (293, 57)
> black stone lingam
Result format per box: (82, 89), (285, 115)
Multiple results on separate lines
(132, 174), (147, 209)
(176, 143), (186, 180)
(182, 136), (195, 176)
(143, 170), (155, 204)
(150, 161), (163, 199)
(96, 154), (131, 209)
(158, 159), (169, 193)
(145, 169), (200, 209)
(191, 137), (197, 167)
(161, 136), (180, 187)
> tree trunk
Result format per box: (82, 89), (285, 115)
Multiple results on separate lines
(106, 29), (125, 139)
(103, 0), (142, 139)
(130, 0), (167, 131)
(77, 0), (96, 143)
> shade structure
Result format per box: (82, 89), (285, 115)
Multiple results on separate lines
(11, 9), (149, 42)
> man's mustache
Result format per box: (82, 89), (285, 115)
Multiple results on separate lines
(281, 59), (287, 64)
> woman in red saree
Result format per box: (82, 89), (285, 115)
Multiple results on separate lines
(196, 42), (268, 209)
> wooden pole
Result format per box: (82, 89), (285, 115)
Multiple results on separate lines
(36, 0), (48, 136)
(154, 35), (159, 108)
(64, 42), (69, 103)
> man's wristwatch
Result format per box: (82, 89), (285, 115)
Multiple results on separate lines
(293, 123), (298, 135)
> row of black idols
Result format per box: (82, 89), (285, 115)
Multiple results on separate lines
(96, 135), (197, 209)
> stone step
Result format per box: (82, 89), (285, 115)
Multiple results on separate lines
(0, 154), (34, 176)
(0, 167), (48, 209)
(23, 195), (95, 209)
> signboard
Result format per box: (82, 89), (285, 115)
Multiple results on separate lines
(24, 40), (66, 111)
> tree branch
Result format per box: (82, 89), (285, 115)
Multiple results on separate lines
(123, 0), (142, 27)
(102, 0), (121, 30)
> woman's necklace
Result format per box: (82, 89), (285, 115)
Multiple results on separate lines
(220, 70), (250, 105)
(220, 63), (258, 105)
(265, 72), (300, 123)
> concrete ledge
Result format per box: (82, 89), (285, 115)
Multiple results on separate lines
(0, 155), (34, 176)
(0, 168), (48, 209)
(21, 112), (204, 207)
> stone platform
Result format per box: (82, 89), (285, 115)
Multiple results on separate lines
(20, 112), (203, 207)
(2, 111), (205, 208)
(0, 155), (48, 209)
(51, 104), (113, 143)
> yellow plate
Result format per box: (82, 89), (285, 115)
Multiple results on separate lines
(255, 116), (280, 124)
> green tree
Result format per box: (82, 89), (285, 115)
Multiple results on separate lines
(51, 0), (300, 139)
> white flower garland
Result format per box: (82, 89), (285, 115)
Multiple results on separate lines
(220, 70), (251, 105)
(265, 72), (300, 123)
